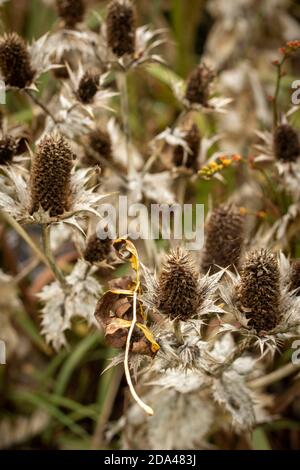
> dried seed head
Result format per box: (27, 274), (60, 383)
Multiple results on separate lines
(290, 260), (300, 295)
(235, 249), (281, 333)
(76, 71), (100, 104)
(88, 128), (112, 160)
(201, 205), (244, 274)
(56, 0), (85, 28)
(29, 135), (74, 217)
(156, 247), (200, 321)
(83, 234), (112, 263)
(0, 33), (34, 88)
(273, 124), (300, 162)
(0, 135), (18, 165)
(173, 123), (201, 170)
(185, 63), (215, 106)
(106, 0), (136, 57)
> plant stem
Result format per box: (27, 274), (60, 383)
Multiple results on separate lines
(173, 318), (184, 344)
(272, 57), (286, 129)
(25, 89), (58, 124)
(249, 362), (300, 389)
(41, 224), (68, 290)
(1, 211), (49, 267)
(119, 72), (134, 178)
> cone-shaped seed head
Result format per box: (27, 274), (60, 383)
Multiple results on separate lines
(76, 71), (100, 104)
(235, 249), (281, 333)
(56, 0), (86, 28)
(185, 63), (215, 106)
(29, 135), (74, 217)
(201, 205), (244, 274)
(273, 124), (300, 163)
(156, 247), (201, 321)
(0, 135), (18, 165)
(0, 33), (34, 88)
(84, 234), (112, 263)
(173, 123), (201, 170)
(106, 0), (136, 57)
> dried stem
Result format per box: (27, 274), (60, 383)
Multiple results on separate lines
(272, 56), (286, 129)
(119, 71), (134, 178)
(124, 290), (154, 416)
(41, 224), (69, 291)
(249, 362), (300, 389)
(173, 318), (184, 344)
(25, 89), (59, 124)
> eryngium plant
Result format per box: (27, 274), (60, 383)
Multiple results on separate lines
(29, 135), (74, 217)
(56, 0), (86, 28)
(185, 63), (215, 107)
(0, 135), (17, 165)
(201, 205), (244, 274)
(273, 124), (300, 163)
(0, 33), (35, 88)
(235, 249), (281, 333)
(76, 71), (100, 104)
(106, 0), (136, 57)
(83, 234), (112, 264)
(173, 123), (201, 170)
(290, 260), (300, 295)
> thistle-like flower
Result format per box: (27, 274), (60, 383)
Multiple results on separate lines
(56, 0), (85, 28)
(76, 71), (101, 104)
(185, 63), (215, 107)
(273, 124), (300, 163)
(29, 135), (73, 217)
(289, 260), (300, 295)
(86, 128), (113, 163)
(173, 123), (201, 170)
(219, 250), (300, 355)
(201, 205), (244, 274)
(0, 33), (35, 88)
(106, 0), (136, 57)
(0, 135), (18, 165)
(0, 32), (57, 90)
(83, 234), (112, 264)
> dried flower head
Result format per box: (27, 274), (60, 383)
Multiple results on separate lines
(76, 71), (100, 104)
(290, 260), (300, 295)
(273, 124), (300, 163)
(29, 134), (74, 217)
(185, 63), (215, 107)
(106, 0), (136, 57)
(83, 234), (112, 264)
(201, 205), (244, 274)
(88, 128), (113, 160)
(156, 248), (201, 321)
(0, 33), (35, 88)
(0, 135), (17, 165)
(56, 0), (85, 28)
(173, 123), (201, 170)
(235, 249), (281, 333)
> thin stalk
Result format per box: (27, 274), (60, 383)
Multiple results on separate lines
(124, 290), (154, 416)
(173, 318), (184, 344)
(119, 72), (134, 178)
(25, 89), (58, 124)
(41, 224), (68, 290)
(272, 57), (286, 129)
(1, 211), (49, 267)
(249, 362), (300, 389)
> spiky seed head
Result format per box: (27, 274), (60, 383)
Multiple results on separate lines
(173, 123), (201, 170)
(156, 247), (201, 321)
(290, 260), (300, 295)
(201, 205), (244, 274)
(29, 135), (74, 217)
(106, 0), (136, 57)
(185, 63), (215, 106)
(0, 33), (34, 89)
(56, 0), (85, 28)
(76, 71), (100, 104)
(0, 135), (18, 165)
(88, 128), (112, 160)
(83, 234), (112, 263)
(273, 124), (300, 163)
(235, 249), (281, 333)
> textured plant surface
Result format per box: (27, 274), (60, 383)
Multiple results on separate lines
(1, 0), (300, 452)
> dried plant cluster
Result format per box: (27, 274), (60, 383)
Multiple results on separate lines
(1, 0), (300, 452)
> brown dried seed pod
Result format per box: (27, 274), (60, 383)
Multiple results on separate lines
(106, 0), (136, 57)
(56, 0), (85, 28)
(173, 123), (201, 170)
(290, 260), (300, 295)
(0, 135), (18, 165)
(29, 135), (74, 217)
(76, 71), (100, 104)
(201, 205), (244, 274)
(156, 247), (200, 321)
(83, 234), (112, 264)
(0, 33), (34, 89)
(235, 249), (281, 333)
(273, 124), (300, 162)
(88, 128), (113, 160)
(185, 63), (215, 106)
